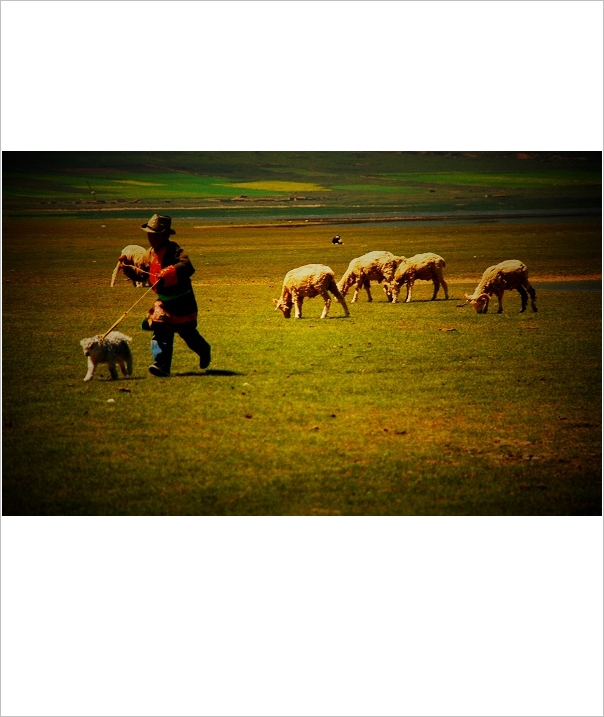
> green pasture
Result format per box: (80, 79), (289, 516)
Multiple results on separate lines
(2, 217), (601, 515)
(1, 172), (317, 203)
(379, 170), (601, 188)
(3, 151), (601, 217)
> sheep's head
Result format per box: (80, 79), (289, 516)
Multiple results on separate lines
(394, 261), (411, 283)
(273, 298), (292, 319)
(390, 275), (405, 292)
(383, 258), (404, 281)
(465, 292), (490, 314)
(118, 255), (133, 267)
(80, 336), (97, 356)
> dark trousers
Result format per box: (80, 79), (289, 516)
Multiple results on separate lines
(151, 322), (211, 373)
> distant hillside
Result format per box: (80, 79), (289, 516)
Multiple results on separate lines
(2, 151), (601, 220)
(4, 150), (601, 177)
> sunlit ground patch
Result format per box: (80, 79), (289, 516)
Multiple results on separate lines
(224, 181), (329, 193)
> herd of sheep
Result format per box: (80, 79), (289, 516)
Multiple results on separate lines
(110, 243), (538, 319)
(273, 250), (537, 319)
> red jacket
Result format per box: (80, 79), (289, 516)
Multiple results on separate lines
(148, 241), (198, 325)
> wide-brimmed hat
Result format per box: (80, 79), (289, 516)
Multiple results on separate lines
(141, 214), (176, 235)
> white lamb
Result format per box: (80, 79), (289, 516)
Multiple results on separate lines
(391, 252), (449, 303)
(465, 260), (538, 314)
(80, 331), (133, 382)
(110, 245), (151, 287)
(274, 264), (350, 319)
(337, 251), (404, 303)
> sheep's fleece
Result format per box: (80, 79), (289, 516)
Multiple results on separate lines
(80, 331), (133, 381)
(274, 264), (350, 319)
(337, 250), (403, 302)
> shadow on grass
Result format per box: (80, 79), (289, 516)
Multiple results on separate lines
(90, 376), (146, 382)
(174, 369), (245, 377)
(404, 297), (460, 303)
(292, 316), (351, 321)
(304, 315), (351, 320)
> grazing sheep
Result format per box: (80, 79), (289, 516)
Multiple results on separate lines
(391, 252), (449, 303)
(274, 264), (350, 319)
(465, 260), (537, 314)
(110, 245), (151, 287)
(337, 251), (404, 303)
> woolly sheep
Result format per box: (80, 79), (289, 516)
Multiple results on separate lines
(79, 331), (133, 382)
(273, 264), (350, 319)
(337, 251), (404, 303)
(391, 252), (449, 303)
(110, 245), (151, 287)
(465, 260), (537, 314)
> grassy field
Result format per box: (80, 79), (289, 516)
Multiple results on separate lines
(2, 215), (601, 515)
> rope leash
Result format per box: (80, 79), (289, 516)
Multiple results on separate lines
(125, 266), (153, 276)
(115, 265), (153, 278)
(101, 279), (161, 340)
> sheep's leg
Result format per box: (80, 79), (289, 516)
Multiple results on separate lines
(431, 278), (440, 300)
(363, 277), (373, 302)
(440, 274), (449, 300)
(351, 277), (365, 303)
(332, 289), (350, 317)
(83, 357), (95, 382)
(293, 294), (303, 319)
(108, 361), (119, 380)
(382, 282), (393, 302)
(391, 282), (401, 304)
(320, 291), (332, 318)
(338, 277), (350, 299)
(117, 356), (133, 376)
(496, 292), (504, 313)
(517, 285), (528, 313)
(405, 280), (414, 303)
(526, 281), (538, 312)
(326, 280), (350, 317)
